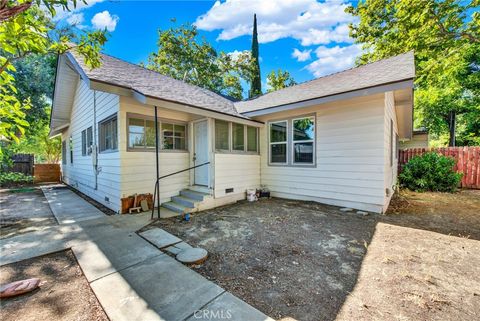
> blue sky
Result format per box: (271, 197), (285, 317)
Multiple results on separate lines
(60, 0), (361, 88)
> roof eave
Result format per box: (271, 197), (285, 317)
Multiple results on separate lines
(240, 78), (414, 117)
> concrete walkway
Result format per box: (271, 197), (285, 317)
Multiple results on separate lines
(0, 185), (273, 321)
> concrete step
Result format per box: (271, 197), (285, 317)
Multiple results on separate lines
(187, 185), (212, 194)
(159, 207), (181, 218)
(162, 201), (194, 214)
(171, 195), (197, 208)
(180, 189), (210, 201)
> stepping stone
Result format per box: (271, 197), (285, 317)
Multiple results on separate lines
(340, 207), (353, 212)
(164, 242), (193, 255)
(356, 211), (369, 216)
(140, 228), (181, 248)
(176, 248), (208, 264)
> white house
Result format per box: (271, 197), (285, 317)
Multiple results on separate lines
(50, 50), (415, 214)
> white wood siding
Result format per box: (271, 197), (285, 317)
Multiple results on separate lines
(383, 91), (399, 211)
(255, 94), (387, 213)
(214, 154), (260, 198)
(61, 79), (121, 211)
(118, 97), (195, 204)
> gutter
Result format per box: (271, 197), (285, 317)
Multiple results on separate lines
(240, 78), (415, 117)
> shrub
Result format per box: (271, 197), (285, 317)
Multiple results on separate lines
(0, 172), (34, 187)
(399, 152), (462, 192)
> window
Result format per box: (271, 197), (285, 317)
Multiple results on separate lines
(69, 136), (73, 163)
(99, 115), (118, 152)
(162, 122), (186, 150)
(268, 115), (316, 166)
(81, 127), (93, 156)
(215, 120), (258, 153)
(128, 118), (156, 150)
(292, 116), (315, 164)
(126, 115), (187, 152)
(62, 141), (67, 165)
(232, 123), (245, 151)
(215, 120), (230, 150)
(247, 126), (258, 152)
(270, 121), (288, 164)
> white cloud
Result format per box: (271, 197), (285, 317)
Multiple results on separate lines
(195, 0), (355, 46)
(66, 13), (84, 26)
(305, 44), (362, 77)
(292, 48), (312, 62)
(54, 0), (106, 20)
(227, 50), (247, 61)
(91, 11), (119, 32)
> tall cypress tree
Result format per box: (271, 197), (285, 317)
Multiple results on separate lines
(250, 13), (262, 98)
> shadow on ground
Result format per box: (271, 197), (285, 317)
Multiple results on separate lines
(146, 190), (480, 321)
(0, 250), (108, 321)
(0, 187), (57, 239)
(148, 199), (377, 321)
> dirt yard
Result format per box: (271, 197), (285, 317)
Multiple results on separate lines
(154, 199), (377, 321)
(0, 187), (57, 239)
(0, 250), (108, 321)
(152, 190), (480, 321)
(384, 189), (480, 240)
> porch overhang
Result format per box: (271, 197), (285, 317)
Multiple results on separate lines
(87, 78), (263, 127)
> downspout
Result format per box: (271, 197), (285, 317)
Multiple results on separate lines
(93, 90), (98, 190)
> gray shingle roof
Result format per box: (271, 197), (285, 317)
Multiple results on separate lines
(235, 51), (415, 113)
(68, 51), (248, 119)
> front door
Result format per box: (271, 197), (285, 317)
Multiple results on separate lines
(194, 120), (209, 186)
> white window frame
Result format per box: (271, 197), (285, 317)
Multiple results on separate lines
(269, 120), (288, 165)
(161, 121), (187, 151)
(291, 116), (315, 166)
(214, 121), (259, 154)
(81, 127), (93, 156)
(214, 119), (231, 152)
(232, 122), (245, 152)
(126, 113), (188, 152)
(99, 114), (118, 153)
(246, 125), (259, 153)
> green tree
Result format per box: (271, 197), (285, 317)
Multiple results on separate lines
(346, 0), (480, 146)
(249, 13), (262, 98)
(12, 54), (56, 134)
(145, 22), (256, 100)
(13, 109), (61, 163)
(0, 0), (107, 160)
(266, 69), (297, 93)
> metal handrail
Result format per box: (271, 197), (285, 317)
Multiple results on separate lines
(151, 162), (210, 219)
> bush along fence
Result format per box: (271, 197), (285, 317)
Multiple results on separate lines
(1, 154), (61, 186)
(398, 147), (480, 189)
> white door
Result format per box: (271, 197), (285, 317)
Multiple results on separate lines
(194, 120), (209, 186)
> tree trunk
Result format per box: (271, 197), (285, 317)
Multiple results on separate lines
(448, 110), (456, 147)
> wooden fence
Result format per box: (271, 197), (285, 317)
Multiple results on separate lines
(398, 147), (480, 189)
(34, 164), (61, 183)
(11, 154), (34, 175)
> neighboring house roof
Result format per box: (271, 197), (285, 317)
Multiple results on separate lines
(235, 51), (415, 114)
(67, 51), (247, 119)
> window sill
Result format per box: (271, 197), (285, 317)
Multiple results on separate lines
(126, 148), (189, 153)
(215, 150), (260, 155)
(268, 163), (316, 168)
(99, 149), (119, 154)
